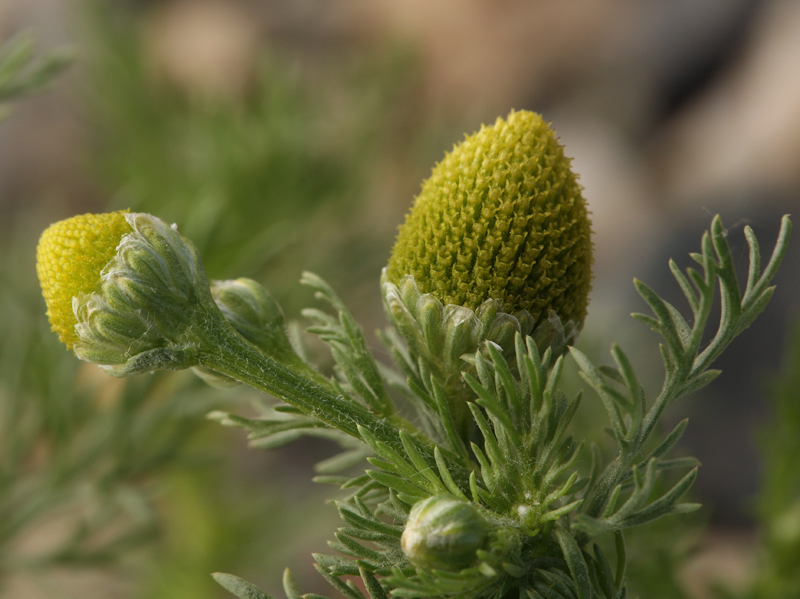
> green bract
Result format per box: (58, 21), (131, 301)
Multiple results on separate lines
(386, 110), (593, 329)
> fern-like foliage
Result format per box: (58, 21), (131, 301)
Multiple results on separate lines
(212, 215), (790, 599)
(573, 215), (791, 538)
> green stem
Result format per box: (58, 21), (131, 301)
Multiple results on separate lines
(192, 311), (461, 478)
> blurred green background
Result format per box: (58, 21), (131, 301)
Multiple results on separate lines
(1, 1), (799, 598)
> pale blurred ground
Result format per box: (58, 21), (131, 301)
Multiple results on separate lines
(1, 0), (799, 597)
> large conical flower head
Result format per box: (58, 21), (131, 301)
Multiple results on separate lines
(386, 110), (593, 328)
(36, 211), (132, 348)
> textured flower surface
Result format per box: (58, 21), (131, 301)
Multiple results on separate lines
(386, 110), (593, 328)
(36, 211), (132, 348)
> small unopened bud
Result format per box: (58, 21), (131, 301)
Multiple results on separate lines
(190, 277), (301, 387)
(401, 495), (489, 572)
(211, 278), (296, 362)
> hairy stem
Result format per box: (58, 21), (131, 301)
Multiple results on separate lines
(192, 309), (471, 484)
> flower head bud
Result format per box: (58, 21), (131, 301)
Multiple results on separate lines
(386, 110), (592, 330)
(401, 495), (489, 572)
(37, 211), (214, 375)
(211, 278), (296, 361)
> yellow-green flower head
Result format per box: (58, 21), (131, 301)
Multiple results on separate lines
(386, 110), (593, 328)
(36, 211), (132, 349)
(36, 211), (216, 374)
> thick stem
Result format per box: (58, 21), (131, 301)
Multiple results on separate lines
(178, 300), (475, 491)
(186, 309), (479, 489)
(194, 312), (409, 445)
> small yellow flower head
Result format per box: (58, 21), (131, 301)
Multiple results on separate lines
(36, 211), (132, 348)
(386, 110), (593, 328)
(36, 211), (215, 374)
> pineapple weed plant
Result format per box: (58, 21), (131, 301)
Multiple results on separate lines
(34, 108), (791, 599)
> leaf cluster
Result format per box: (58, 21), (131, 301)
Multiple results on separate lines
(572, 215), (791, 541)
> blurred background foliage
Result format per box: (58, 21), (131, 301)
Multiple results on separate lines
(0, 0), (799, 598)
